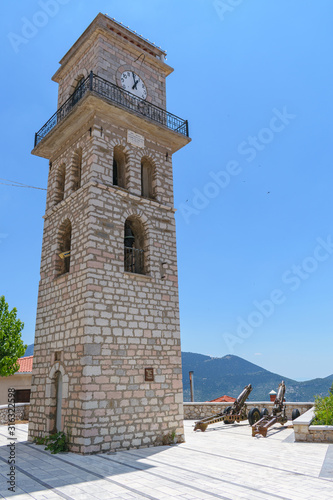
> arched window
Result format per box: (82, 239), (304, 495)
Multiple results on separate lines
(124, 217), (145, 275)
(113, 146), (127, 188)
(45, 364), (68, 434)
(55, 163), (66, 204)
(141, 157), (154, 199)
(57, 219), (72, 276)
(71, 148), (82, 191)
(55, 371), (63, 432)
(72, 75), (85, 105)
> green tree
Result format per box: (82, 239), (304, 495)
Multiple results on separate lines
(0, 296), (26, 377)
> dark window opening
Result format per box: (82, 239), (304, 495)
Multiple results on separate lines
(124, 218), (145, 275)
(55, 164), (66, 204)
(113, 147), (126, 188)
(113, 158), (118, 186)
(15, 389), (31, 403)
(72, 149), (82, 191)
(58, 220), (72, 276)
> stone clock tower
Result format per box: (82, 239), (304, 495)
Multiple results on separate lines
(28, 13), (190, 454)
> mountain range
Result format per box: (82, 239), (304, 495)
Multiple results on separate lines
(182, 352), (333, 402)
(24, 346), (332, 402)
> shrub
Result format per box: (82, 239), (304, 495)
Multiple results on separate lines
(312, 390), (333, 426)
(34, 431), (69, 454)
(161, 430), (177, 445)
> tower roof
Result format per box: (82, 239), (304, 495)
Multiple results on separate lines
(104, 15), (167, 55)
(52, 13), (173, 83)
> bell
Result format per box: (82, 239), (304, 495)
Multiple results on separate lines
(124, 225), (135, 247)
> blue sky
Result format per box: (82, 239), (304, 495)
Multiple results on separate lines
(1, 1), (332, 381)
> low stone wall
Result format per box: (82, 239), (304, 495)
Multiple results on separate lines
(293, 407), (333, 443)
(183, 402), (313, 420)
(1, 402), (317, 429)
(0, 403), (30, 425)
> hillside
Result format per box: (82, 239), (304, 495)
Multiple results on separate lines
(182, 352), (333, 402)
(24, 344), (34, 357)
(24, 345), (332, 402)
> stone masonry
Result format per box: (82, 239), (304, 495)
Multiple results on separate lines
(293, 407), (333, 443)
(28, 14), (190, 454)
(0, 404), (30, 425)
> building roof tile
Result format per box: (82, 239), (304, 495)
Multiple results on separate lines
(209, 395), (236, 403)
(17, 356), (33, 373)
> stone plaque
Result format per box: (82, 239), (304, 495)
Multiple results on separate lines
(127, 130), (145, 148)
(145, 368), (154, 382)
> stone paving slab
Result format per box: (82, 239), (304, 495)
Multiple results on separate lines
(0, 421), (332, 499)
(320, 444), (333, 479)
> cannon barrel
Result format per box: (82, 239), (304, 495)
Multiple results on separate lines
(235, 384), (252, 407)
(232, 384), (252, 414)
(194, 383), (252, 431)
(274, 381), (285, 409)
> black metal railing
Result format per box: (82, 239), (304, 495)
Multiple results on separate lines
(34, 72), (189, 146)
(124, 247), (145, 275)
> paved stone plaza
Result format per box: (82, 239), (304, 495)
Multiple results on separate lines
(0, 421), (332, 499)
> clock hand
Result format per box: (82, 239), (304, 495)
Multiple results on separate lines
(132, 72), (139, 90)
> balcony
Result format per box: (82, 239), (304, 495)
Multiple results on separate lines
(34, 72), (189, 147)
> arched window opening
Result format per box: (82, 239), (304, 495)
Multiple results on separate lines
(72, 75), (85, 105)
(75, 76), (84, 89)
(124, 217), (145, 275)
(113, 146), (127, 188)
(55, 371), (63, 432)
(72, 148), (82, 191)
(55, 164), (66, 204)
(58, 220), (72, 276)
(141, 158), (154, 199)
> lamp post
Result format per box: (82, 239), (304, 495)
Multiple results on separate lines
(189, 371), (194, 402)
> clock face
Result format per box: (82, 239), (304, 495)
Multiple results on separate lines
(121, 71), (147, 100)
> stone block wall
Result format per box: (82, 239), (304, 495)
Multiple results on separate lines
(29, 114), (184, 454)
(0, 404), (30, 425)
(294, 408), (333, 443)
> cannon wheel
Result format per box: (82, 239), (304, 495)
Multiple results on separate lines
(292, 409), (300, 421)
(223, 406), (234, 424)
(248, 408), (260, 425)
(260, 408), (269, 418)
(223, 406), (232, 415)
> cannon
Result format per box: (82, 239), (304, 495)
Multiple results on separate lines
(194, 384), (254, 431)
(251, 380), (296, 437)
